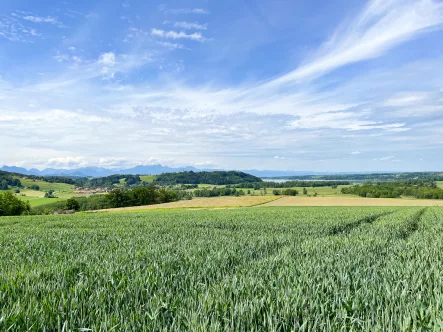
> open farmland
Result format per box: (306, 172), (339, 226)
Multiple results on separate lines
(139, 175), (156, 183)
(96, 195), (443, 212)
(18, 178), (74, 193)
(98, 196), (279, 212)
(193, 185), (350, 196)
(2, 207), (443, 330)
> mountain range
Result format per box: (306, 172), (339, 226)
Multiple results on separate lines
(0, 165), (394, 178)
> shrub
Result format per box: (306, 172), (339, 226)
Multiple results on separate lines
(65, 198), (80, 211)
(0, 191), (30, 216)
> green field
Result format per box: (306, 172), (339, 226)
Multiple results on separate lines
(11, 178), (77, 207)
(19, 178), (74, 193)
(219, 184), (351, 197)
(1, 207), (443, 330)
(140, 175), (156, 183)
(437, 181), (443, 188)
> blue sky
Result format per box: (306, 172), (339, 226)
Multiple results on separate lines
(1, 0), (443, 172)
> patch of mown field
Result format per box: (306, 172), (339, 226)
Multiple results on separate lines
(2, 207), (443, 330)
(140, 175), (156, 183)
(437, 181), (443, 188)
(13, 178), (78, 207)
(234, 185), (351, 197)
(18, 178), (74, 193)
(23, 196), (67, 207)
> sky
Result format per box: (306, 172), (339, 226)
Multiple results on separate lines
(1, 0), (443, 172)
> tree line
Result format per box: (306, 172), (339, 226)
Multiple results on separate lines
(273, 172), (443, 182)
(154, 171), (262, 185)
(228, 181), (350, 189)
(341, 181), (443, 199)
(31, 186), (181, 215)
(0, 171), (22, 190)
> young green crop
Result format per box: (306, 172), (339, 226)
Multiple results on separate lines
(1, 207), (443, 330)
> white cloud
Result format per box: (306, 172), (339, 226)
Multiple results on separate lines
(53, 52), (70, 63)
(172, 21), (207, 30)
(265, 0), (443, 86)
(274, 156), (285, 160)
(157, 41), (185, 49)
(161, 7), (209, 15)
(98, 52), (116, 67)
(68, 46), (76, 51)
(151, 29), (205, 42)
(0, 109), (109, 123)
(46, 156), (88, 168)
(351, 151), (361, 155)
(378, 156), (394, 161)
(384, 92), (430, 107)
(99, 158), (129, 168)
(194, 160), (215, 167)
(22, 15), (62, 27)
(373, 156), (402, 162)
(287, 111), (406, 131)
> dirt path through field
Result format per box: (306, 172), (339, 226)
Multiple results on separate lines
(261, 196), (443, 207)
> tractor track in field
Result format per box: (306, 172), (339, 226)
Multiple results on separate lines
(328, 211), (396, 236)
(395, 208), (427, 240)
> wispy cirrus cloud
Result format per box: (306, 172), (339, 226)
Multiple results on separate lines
(22, 15), (63, 27)
(0, 12), (64, 42)
(157, 41), (185, 49)
(151, 28), (206, 41)
(265, 0), (443, 87)
(287, 111), (407, 131)
(169, 21), (207, 30)
(159, 6), (209, 15)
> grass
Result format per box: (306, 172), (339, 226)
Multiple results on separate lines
(2, 207), (443, 330)
(233, 185), (351, 197)
(13, 178), (91, 207)
(190, 185), (351, 197)
(140, 175), (156, 183)
(18, 178), (73, 193)
(22, 196), (67, 207)
(437, 181), (443, 188)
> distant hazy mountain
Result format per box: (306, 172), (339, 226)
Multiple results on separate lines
(243, 170), (335, 177)
(0, 164), (200, 177)
(0, 164), (391, 178)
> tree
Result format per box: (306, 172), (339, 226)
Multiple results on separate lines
(0, 180), (8, 190)
(44, 190), (56, 198)
(0, 191), (30, 216)
(65, 198), (80, 211)
(157, 188), (177, 203)
(107, 189), (129, 208)
(303, 188), (308, 195)
(130, 187), (157, 206)
(282, 189), (298, 196)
